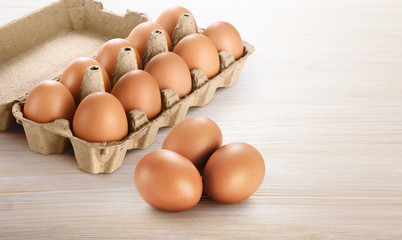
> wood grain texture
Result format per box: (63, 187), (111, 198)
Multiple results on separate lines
(1, 0), (402, 239)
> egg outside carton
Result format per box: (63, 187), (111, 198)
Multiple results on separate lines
(11, 13), (255, 175)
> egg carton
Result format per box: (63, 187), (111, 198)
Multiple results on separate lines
(3, 0), (255, 174)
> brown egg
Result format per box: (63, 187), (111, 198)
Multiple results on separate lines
(162, 116), (222, 172)
(134, 149), (202, 212)
(144, 52), (191, 98)
(60, 57), (111, 102)
(202, 21), (244, 60)
(95, 38), (142, 77)
(203, 142), (265, 204)
(72, 92), (128, 142)
(111, 70), (161, 120)
(126, 22), (172, 58)
(173, 34), (219, 79)
(23, 80), (76, 123)
(156, 6), (198, 38)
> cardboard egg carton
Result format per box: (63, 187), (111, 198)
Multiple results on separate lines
(2, 0), (254, 174)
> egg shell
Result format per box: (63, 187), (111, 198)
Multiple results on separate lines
(162, 116), (222, 172)
(23, 80), (76, 123)
(144, 52), (191, 98)
(111, 70), (161, 120)
(202, 21), (244, 60)
(203, 142), (265, 204)
(72, 92), (128, 142)
(95, 38), (142, 77)
(60, 57), (111, 102)
(126, 22), (172, 59)
(134, 149), (203, 212)
(156, 6), (198, 38)
(173, 34), (220, 79)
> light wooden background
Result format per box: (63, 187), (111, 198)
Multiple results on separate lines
(1, 0), (402, 239)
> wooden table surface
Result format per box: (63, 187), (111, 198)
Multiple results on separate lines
(1, 0), (402, 239)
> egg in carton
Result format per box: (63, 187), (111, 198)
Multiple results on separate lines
(12, 9), (254, 174)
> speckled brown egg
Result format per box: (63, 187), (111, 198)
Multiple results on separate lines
(144, 52), (191, 98)
(134, 149), (202, 212)
(202, 21), (244, 60)
(173, 34), (219, 79)
(72, 92), (128, 142)
(111, 70), (161, 120)
(60, 57), (110, 102)
(126, 22), (172, 59)
(95, 38), (142, 77)
(23, 80), (76, 123)
(156, 6), (198, 38)
(203, 142), (265, 204)
(162, 116), (222, 172)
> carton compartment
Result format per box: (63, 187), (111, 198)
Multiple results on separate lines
(0, 0), (148, 130)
